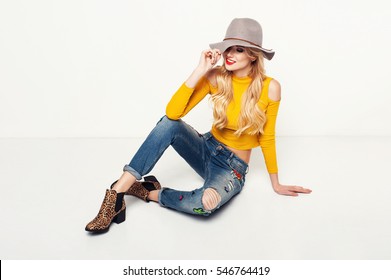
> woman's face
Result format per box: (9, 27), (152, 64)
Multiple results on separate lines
(223, 46), (253, 77)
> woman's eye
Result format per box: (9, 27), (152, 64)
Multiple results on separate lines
(236, 47), (244, 53)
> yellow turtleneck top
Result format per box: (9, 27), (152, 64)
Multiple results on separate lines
(166, 75), (280, 173)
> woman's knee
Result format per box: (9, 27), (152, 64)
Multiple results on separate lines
(156, 115), (182, 131)
(201, 188), (222, 212)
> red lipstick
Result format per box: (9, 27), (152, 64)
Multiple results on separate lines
(225, 58), (235, 66)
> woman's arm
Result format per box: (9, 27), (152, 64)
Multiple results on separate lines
(266, 80), (312, 196)
(185, 49), (221, 88)
(166, 49), (221, 120)
(269, 173), (312, 196)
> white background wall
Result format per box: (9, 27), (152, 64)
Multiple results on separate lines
(1, 0), (390, 138)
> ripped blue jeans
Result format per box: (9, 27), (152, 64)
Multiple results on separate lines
(123, 116), (248, 216)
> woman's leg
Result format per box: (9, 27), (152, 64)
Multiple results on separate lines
(112, 171), (137, 193)
(115, 116), (208, 193)
(158, 143), (249, 216)
(86, 116), (208, 233)
(148, 190), (159, 202)
(158, 171), (245, 216)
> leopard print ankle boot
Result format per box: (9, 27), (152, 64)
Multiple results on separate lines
(85, 189), (126, 233)
(125, 175), (161, 202)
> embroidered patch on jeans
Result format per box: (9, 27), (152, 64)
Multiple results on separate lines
(179, 195), (183, 201)
(193, 208), (210, 215)
(231, 169), (242, 180)
(225, 180), (235, 193)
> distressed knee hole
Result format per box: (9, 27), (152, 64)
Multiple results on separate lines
(202, 188), (221, 211)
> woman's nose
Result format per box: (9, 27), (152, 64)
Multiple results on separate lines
(226, 49), (234, 57)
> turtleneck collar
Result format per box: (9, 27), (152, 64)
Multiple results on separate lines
(232, 75), (252, 84)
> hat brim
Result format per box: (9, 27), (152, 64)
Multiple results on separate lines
(209, 40), (275, 60)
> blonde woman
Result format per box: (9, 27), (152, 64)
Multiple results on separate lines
(86, 18), (312, 233)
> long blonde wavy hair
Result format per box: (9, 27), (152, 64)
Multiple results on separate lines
(209, 47), (267, 136)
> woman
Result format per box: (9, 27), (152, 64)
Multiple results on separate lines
(85, 18), (312, 233)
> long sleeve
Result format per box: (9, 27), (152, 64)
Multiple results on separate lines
(166, 77), (211, 120)
(258, 99), (280, 173)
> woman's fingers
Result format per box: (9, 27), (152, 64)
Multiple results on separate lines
(275, 185), (312, 196)
(283, 190), (299, 196)
(203, 49), (221, 65)
(214, 49), (222, 64)
(291, 186), (312, 193)
(198, 49), (222, 70)
(211, 49), (221, 65)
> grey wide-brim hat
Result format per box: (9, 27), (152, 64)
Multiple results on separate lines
(209, 18), (275, 60)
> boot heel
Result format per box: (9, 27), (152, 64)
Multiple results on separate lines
(113, 209), (126, 224)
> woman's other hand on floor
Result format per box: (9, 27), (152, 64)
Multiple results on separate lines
(273, 184), (312, 196)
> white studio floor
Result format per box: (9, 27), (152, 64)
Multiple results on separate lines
(0, 136), (390, 260)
